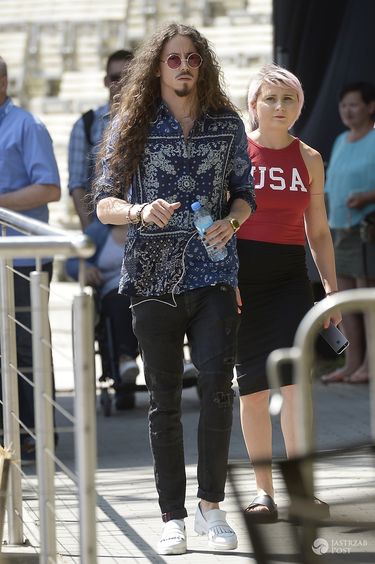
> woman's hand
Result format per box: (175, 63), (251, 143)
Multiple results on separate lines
(322, 300), (342, 329)
(142, 199), (181, 228)
(315, 294), (342, 329)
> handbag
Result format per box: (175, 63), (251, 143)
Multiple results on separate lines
(360, 211), (375, 244)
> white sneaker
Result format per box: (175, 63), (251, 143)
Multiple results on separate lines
(194, 504), (238, 550)
(119, 358), (139, 384)
(157, 519), (187, 555)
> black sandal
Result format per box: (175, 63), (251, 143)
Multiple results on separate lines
(244, 494), (278, 523)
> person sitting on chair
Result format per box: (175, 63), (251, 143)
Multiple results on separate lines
(66, 218), (139, 409)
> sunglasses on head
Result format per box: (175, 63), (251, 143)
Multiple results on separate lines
(108, 73), (122, 82)
(160, 53), (202, 70)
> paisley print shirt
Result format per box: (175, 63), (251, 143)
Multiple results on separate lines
(95, 103), (256, 297)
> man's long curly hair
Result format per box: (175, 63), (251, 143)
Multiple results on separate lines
(94, 23), (237, 200)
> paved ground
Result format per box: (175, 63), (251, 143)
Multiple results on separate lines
(1, 281), (375, 563)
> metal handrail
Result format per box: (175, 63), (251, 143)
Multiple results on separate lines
(0, 207), (97, 563)
(0, 208), (94, 259)
(266, 288), (375, 563)
(267, 288), (375, 455)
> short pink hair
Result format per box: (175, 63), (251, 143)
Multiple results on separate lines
(247, 63), (305, 130)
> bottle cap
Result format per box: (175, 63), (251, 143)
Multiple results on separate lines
(191, 201), (201, 212)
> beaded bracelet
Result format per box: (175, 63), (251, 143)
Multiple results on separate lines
(129, 203), (149, 225)
(129, 204), (141, 224)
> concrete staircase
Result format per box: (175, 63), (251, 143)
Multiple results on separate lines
(0, 0), (128, 23)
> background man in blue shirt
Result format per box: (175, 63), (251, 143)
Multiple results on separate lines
(0, 56), (61, 461)
(93, 24), (256, 555)
(68, 49), (134, 229)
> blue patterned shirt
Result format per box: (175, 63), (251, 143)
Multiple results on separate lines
(95, 103), (256, 297)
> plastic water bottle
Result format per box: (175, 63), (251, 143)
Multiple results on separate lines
(191, 201), (227, 262)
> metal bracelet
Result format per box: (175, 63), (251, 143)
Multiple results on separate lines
(129, 204), (140, 224)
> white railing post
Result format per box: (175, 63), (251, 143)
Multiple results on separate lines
(72, 291), (97, 564)
(293, 290), (375, 451)
(267, 289), (375, 562)
(268, 289), (375, 453)
(30, 270), (56, 563)
(0, 255), (23, 545)
(0, 208), (96, 561)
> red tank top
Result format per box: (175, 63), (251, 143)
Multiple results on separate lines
(238, 137), (311, 245)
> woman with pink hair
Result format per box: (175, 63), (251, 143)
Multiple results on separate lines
(236, 64), (340, 520)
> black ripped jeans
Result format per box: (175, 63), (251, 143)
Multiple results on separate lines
(131, 284), (240, 521)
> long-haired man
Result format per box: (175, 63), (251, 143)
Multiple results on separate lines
(93, 23), (256, 555)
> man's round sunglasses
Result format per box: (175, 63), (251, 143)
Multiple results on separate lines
(160, 53), (202, 70)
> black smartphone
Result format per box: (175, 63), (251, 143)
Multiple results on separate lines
(318, 323), (349, 355)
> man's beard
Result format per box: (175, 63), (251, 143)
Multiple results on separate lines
(174, 83), (191, 98)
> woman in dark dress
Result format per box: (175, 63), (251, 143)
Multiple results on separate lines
(236, 64), (341, 521)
